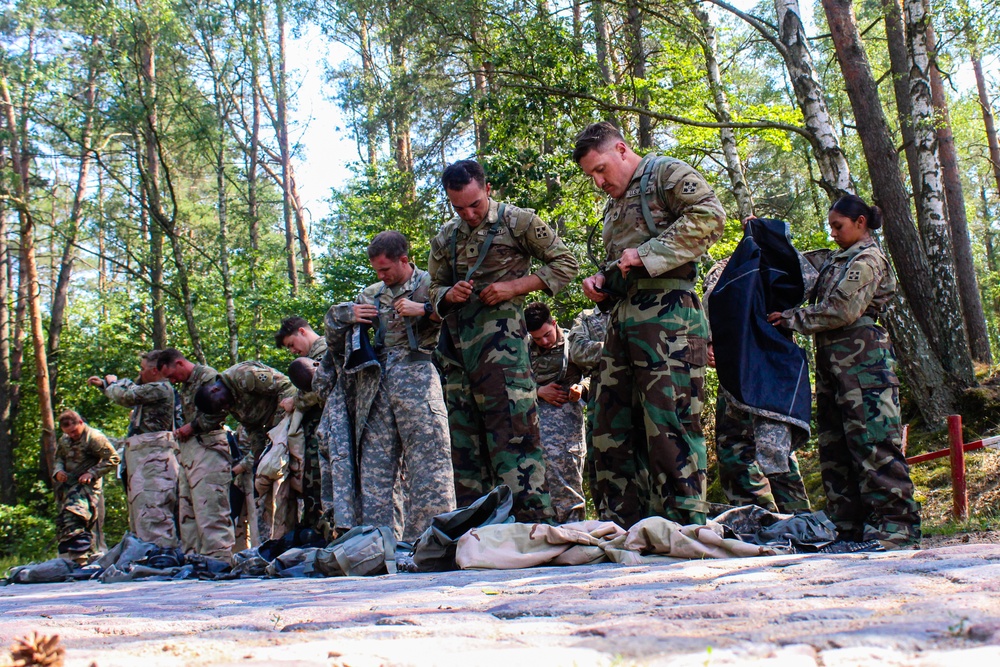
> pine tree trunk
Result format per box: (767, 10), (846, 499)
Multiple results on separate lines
(275, 0), (298, 296)
(881, 0), (922, 203)
(694, 4), (753, 219)
(626, 0), (652, 148)
(359, 18), (378, 165)
(923, 12), (991, 363)
(0, 187), (14, 504)
(821, 0), (973, 419)
(974, 56), (1000, 202)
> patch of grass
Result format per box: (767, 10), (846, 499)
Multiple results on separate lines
(921, 511), (1000, 538)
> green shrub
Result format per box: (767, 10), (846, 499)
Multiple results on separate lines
(0, 504), (57, 562)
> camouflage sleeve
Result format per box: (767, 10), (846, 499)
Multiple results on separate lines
(514, 212), (579, 296)
(637, 163), (726, 277)
(87, 431), (121, 480)
(190, 408), (227, 436)
(782, 254), (884, 335)
(428, 231), (454, 315)
(701, 258), (730, 341)
(104, 379), (169, 407)
(52, 439), (68, 475)
(293, 388), (322, 412)
(567, 314), (604, 374)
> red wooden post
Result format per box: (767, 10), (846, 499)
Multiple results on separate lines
(948, 414), (968, 521)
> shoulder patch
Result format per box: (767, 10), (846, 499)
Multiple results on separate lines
(845, 268), (862, 282)
(681, 180), (698, 195)
(534, 225), (550, 240)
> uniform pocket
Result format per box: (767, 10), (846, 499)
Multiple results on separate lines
(503, 368), (538, 438)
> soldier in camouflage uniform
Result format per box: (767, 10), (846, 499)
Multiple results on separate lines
(702, 258), (811, 514)
(193, 360), (296, 542)
(327, 231), (455, 541)
(88, 350), (181, 547)
(567, 308), (609, 511)
(429, 160), (579, 523)
(52, 410), (120, 564)
(574, 122), (725, 528)
(157, 349), (235, 561)
(275, 317), (328, 530)
(769, 196), (920, 549)
(525, 302), (588, 523)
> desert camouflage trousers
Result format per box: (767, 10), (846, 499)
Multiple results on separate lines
(300, 408), (324, 530)
(815, 324), (921, 547)
(177, 432), (235, 561)
(124, 431), (180, 547)
(442, 300), (553, 523)
(537, 400), (586, 523)
(591, 286), (709, 528)
(360, 354), (456, 542)
(714, 395), (811, 514)
(55, 482), (102, 561)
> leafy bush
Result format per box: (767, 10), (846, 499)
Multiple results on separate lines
(0, 505), (56, 562)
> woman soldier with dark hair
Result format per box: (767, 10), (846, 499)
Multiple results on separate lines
(768, 195), (921, 551)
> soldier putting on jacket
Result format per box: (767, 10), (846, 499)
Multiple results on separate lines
(429, 160), (579, 523)
(574, 122), (725, 528)
(326, 230), (456, 541)
(525, 302), (588, 524)
(88, 349), (182, 547)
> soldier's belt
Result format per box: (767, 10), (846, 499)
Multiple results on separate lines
(815, 315), (879, 347)
(632, 278), (696, 293)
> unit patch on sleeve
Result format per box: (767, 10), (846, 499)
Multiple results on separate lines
(534, 226), (550, 240)
(845, 268), (862, 282)
(681, 180), (698, 195)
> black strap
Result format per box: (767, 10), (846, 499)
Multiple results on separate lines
(374, 282), (422, 353)
(638, 155), (661, 238)
(450, 203), (507, 285)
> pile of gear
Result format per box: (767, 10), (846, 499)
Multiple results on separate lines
(4, 486), (866, 586)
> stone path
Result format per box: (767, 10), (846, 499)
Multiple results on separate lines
(3, 543), (1000, 666)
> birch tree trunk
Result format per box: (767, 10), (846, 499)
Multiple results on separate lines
(773, 0), (852, 197)
(881, 0), (922, 203)
(821, 0), (974, 408)
(923, 11), (991, 363)
(902, 0), (973, 375)
(0, 174), (13, 504)
(693, 3), (753, 219)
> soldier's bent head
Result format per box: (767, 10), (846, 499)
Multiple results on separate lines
(194, 380), (233, 414)
(288, 357), (319, 393)
(275, 316), (314, 351)
(572, 122), (626, 164)
(525, 302), (559, 350)
(441, 159), (486, 192)
(367, 230), (409, 261)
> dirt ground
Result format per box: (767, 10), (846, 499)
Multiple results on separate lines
(3, 540), (1000, 667)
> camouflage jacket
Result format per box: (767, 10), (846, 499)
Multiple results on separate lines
(329, 264), (441, 355)
(215, 361), (295, 431)
(293, 336), (329, 412)
(601, 154), (726, 278)
(179, 364), (226, 436)
(701, 258), (729, 343)
(104, 378), (175, 435)
(566, 308), (608, 378)
(429, 199), (579, 314)
(781, 237), (894, 336)
(53, 424), (120, 491)
(529, 327), (585, 389)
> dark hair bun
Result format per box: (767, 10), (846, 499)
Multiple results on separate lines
(868, 205), (883, 230)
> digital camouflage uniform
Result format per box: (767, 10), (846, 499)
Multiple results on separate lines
(567, 308), (609, 510)
(53, 424), (120, 562)
(702, 259), (811, 514)
(429, 199), (579, 522)
(529, 326), (587, 523)
(104, 378), (181, 546)
(294, 336), (328, 530)
(176, 364), (236, 561)
(591, 154), (725, 528)
(328, 264), (455, 542)
(780, 237), (920, 547)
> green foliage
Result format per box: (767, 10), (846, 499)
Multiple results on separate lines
(0, 505), (56, 561)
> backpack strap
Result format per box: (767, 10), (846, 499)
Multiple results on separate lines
(638, 155), (662, 239)
(378, 525), (397, 574)
(372, 284), (388, 349)
(450, 203), (507, 285)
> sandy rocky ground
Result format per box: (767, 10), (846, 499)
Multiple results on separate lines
(2, 540), (1000, 667)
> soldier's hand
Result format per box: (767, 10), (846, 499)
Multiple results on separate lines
(86, 376), (104, 388)
(568, 384), (583, 402)
(479, 281), (516, 306)
(766, 312), (785, 326)
(174, 423), (194, 440)
(618, 248), (642, 276)
(353, 304), (379, 324)
(53, 471), (69, 483)
(445, 280), (474, 304)
(232, 463), (247, 476)
(104, 374), (118, 385)
(582, 273), (607, 303)
(78, 472), (94, 485)
(280, 397), (295, 413)
(538, 383), (569, 406)
(394, 298), (426, 317)
(707, 343), (715, 369)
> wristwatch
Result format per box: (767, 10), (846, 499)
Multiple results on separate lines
(423, 302), (434, 316)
